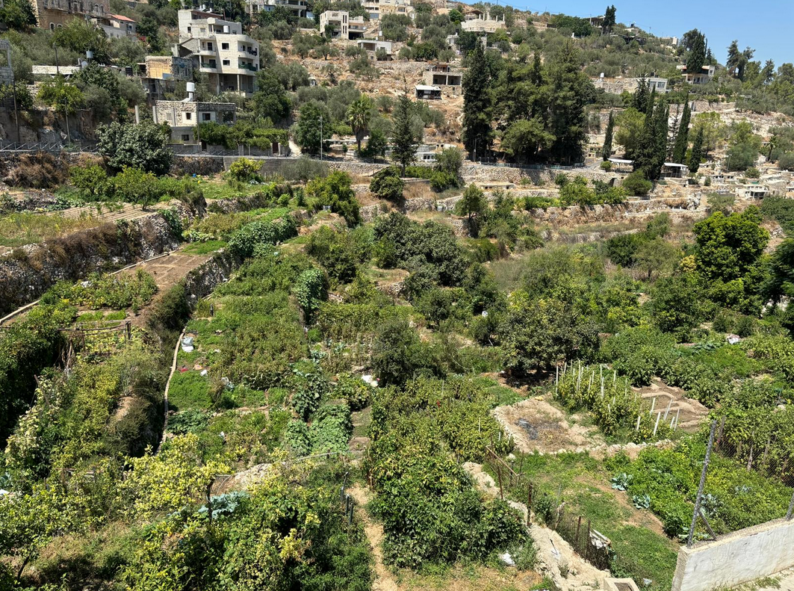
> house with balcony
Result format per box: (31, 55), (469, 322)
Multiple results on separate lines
(33, 0), (110, 31)
(362, 0), (413, 20)
(152, 99), (236, 144)
(320, 10), (367, 39)
(245, 0), (309, 19)
(677, 63), (716, 85)
(175, 9), (259, 96)
(357, 39), (392, 57)
(422, 63), (462, 87)
(461, 10), (505, 33)
(97, 13), (136, 38)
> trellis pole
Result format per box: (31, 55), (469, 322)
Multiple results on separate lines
(688, 420), (717, 547)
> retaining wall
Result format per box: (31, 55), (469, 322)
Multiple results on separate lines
(671, 518), (794, 591)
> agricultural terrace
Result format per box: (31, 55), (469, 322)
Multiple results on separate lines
(1, 163), (794, 591)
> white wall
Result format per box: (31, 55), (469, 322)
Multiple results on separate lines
(672, 518), (794, 591)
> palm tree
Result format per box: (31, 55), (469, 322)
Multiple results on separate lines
(346, 94), (374, 155)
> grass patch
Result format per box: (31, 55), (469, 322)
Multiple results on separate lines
(0, 211), (101, 247)
(168, 370), (213, 410)
(182, 240), (227, 254)
(507, 452), (679, 590)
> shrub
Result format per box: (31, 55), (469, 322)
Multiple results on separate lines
(307, 170), (360, 226)
(227, 158), (261, 182)
(622, 171), (653, 196)
(227, 216), (298, 259)
(600, 160), (612, 171)
(69, 164), (108, 199)
(369, 166), (404, 202)
(294, 267), (328, 323)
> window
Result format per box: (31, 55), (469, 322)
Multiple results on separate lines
(203, 113), (211, 121)
(50, 23), (55, 30)
(182, 134), (190, 142)
(222, 59), (230, 66)
(185, 112), (192, 120)
(221, 42), (229, 50)
(187, 26), (191, 33)
(207, 42), (213, 50)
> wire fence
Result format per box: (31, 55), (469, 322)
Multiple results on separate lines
(483, 446), (617, 571)
(686, 419), (794, 547)
(0, 140), (98, 153)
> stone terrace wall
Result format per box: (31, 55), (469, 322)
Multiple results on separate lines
(0, 214), (179, 315)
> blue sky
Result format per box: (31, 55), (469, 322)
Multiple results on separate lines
(501, 0), (793, 68)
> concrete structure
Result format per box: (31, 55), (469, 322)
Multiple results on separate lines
(736, 184), (770, 199)
(0, 40), (13, 86)
(97, 13), (136, 38)
(662, 162), (689, 178)
(33, 0), (110, 31)
(363, 0), (413, 20)
(677, 64), (716, 85)
(31, 64), (81, 77)
(671, 518), (794, 591)
(138, 56), (193, 100)
(461, 11), (505, 33)
(245, 0), (308, 18)
(604, 579), (639, 591)
(357, 39), (392, 56)
(422, 63), (462, 87)
(319, 10), (363, 40)
(175, 9), (259, 96)
(592, 76), (668, 95)
(415, 84), (441, 100)
(152, 99), (236, 144)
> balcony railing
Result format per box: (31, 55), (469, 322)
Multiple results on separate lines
(238, 62), (258, 72)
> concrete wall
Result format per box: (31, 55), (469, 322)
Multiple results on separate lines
(672, 518), (794, 591)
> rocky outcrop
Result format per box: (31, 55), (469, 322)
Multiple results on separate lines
(0, 213), (180, 315)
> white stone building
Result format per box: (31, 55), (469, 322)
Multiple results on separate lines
(175, 9), (260, 96)
(152, 99), (236, 144)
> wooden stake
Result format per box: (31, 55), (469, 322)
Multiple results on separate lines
(653, 411), (661, 436)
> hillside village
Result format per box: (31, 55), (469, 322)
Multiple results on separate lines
(2, 1), (794, 591)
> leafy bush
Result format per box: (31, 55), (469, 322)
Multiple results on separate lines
(227, 216), (297, 259)
(227, 158), (262, 182)
(622, 171), (653, 196)
(49, 269), (158, 311)
(307, 171), (361, 226)
(369, 166), (405, 202)
(294, 267), (328, 323)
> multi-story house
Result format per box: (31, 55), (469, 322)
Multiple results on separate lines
(33, 0), (110, 31)
(362, 0), (413, 20)
(152, 96), (237, 144)
(96, 13), (137, 38)
(245, 0), (309, 19)
(175, 9), (259, 96)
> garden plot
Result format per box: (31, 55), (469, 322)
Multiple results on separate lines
(634, 379), (709, 432)
(494, 396), (605, 455)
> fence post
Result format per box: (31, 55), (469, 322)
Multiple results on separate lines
(688, 420), (717, 547)
(787, 490), (794, 520)
(496, 464), (504, 501)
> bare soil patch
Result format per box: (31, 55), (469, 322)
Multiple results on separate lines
(494, 396), (605, 455)
(633, 379), (709, 432)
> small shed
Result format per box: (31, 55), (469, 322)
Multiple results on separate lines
(661, 162), (689, 178)
(608, 157), (634, 173)
(415, 85), (442, 100)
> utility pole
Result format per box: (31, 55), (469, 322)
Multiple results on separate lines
(8, 44), (20, 142)
(54, 44), (60, 76)
(319, 115), (323, 161)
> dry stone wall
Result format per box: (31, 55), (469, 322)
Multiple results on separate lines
(0, 214), (180, 315)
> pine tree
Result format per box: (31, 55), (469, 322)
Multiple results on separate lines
(462, 42), (492, 160)
(672, 97), (691, 164)
(689, 127), (704, 173)
(391, 94), (418, 175)
(546, 43), (590, 164)
(602, 111), (614, 161)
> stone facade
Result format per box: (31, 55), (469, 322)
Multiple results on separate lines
(33, 0), (110, 32)
(153, 101), (236, 143)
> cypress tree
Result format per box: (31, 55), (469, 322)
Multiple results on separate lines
(634, 88), (656, 173)
(689, 127), (704, 173)
(672, 98), (691, 164)
(602, 111), (614, 161)
(462, 42), (492, 160)
(391, 94), (418, 175)
(632, 78), (650, 112)
(651, 99), (670, 180)
(687, 33), (707, 76)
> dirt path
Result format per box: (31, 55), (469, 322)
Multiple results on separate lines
(347, 484), (400, 591)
